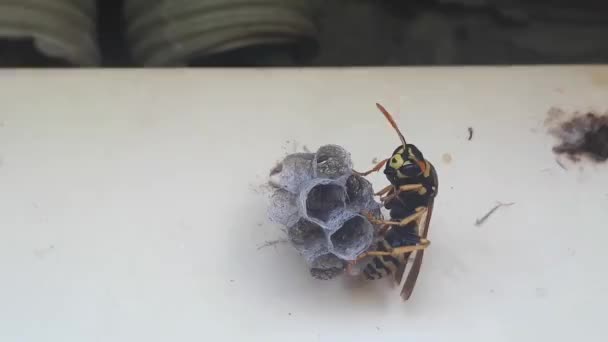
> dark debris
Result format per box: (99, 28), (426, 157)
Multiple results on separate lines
(550, 112), (608, 162)
(475, 202), (514, 226)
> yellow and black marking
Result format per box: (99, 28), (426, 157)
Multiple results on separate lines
(353, 103), (439, 301)
(363, 240), (403, 280)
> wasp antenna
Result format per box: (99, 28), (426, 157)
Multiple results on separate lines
(376, 103), (407, 148)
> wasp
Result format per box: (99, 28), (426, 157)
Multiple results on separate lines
(350, 103), (439, 301)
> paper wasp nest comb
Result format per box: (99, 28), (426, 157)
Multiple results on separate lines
(268, 145), (381, 280)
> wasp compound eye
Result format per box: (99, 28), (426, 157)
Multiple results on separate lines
(400, 163), (421, 177)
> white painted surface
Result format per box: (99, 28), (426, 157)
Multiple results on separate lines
(0, 67), (607, 341)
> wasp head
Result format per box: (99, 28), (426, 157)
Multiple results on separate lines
(384, 144), (426, 181)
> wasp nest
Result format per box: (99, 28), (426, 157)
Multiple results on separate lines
(268, 145), (381, 279)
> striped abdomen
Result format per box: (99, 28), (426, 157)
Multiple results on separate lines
(363, 222), (421, 280)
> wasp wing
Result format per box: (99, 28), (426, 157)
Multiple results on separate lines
(400, 197), (434, 300)
(400, 164), (438, 300)
(393, 194), (433, 287)
(394, 252), (410, 285)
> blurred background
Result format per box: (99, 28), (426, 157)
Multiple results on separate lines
(0, 0), (607, 68)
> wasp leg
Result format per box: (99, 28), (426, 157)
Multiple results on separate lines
(366, 208), (427, 227)
(397, 184), (424, 192)
(378, 223), (392, 235)
(374, 184), (394, 197)
(358, 239), (430, 258)
(380, 191), (397, 203)
(380, 184), (424, 203)
(354, 158), (388, 176)
(346, 261), (356, 275)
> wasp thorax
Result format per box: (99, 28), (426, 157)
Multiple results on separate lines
(267, 145), (382, 279)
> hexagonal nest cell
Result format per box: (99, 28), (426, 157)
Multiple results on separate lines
(305, 182), (345, 223)
(314, 144), (353, 179)
(309, 253), (345, 280)
(288, 219), (326, 254)
(267, 189), (299, 227)
(268, 153), (315, 193)
(330, 215), (374, 260)
(267, 144), (382, 279)
(345, 174), (376, 210)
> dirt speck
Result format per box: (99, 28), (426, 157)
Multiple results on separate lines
(545, 107), (566, 126)
(475, 202), (515, 227)
(441, 153), (452, 164)
(372, 157), (379, 164)
(467, 127), (473, 141)
(34, 245), (55, 259)
(489, 289), (495, 294)
(230, 279), (235, 283)
(547, 109), (608, 162)
(535, 288), (548, 298)
(282, 140), (301, 153)
(288, 312), (292, 316)
(257, 238), (288, 250)
(282, 140), (311, 154)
